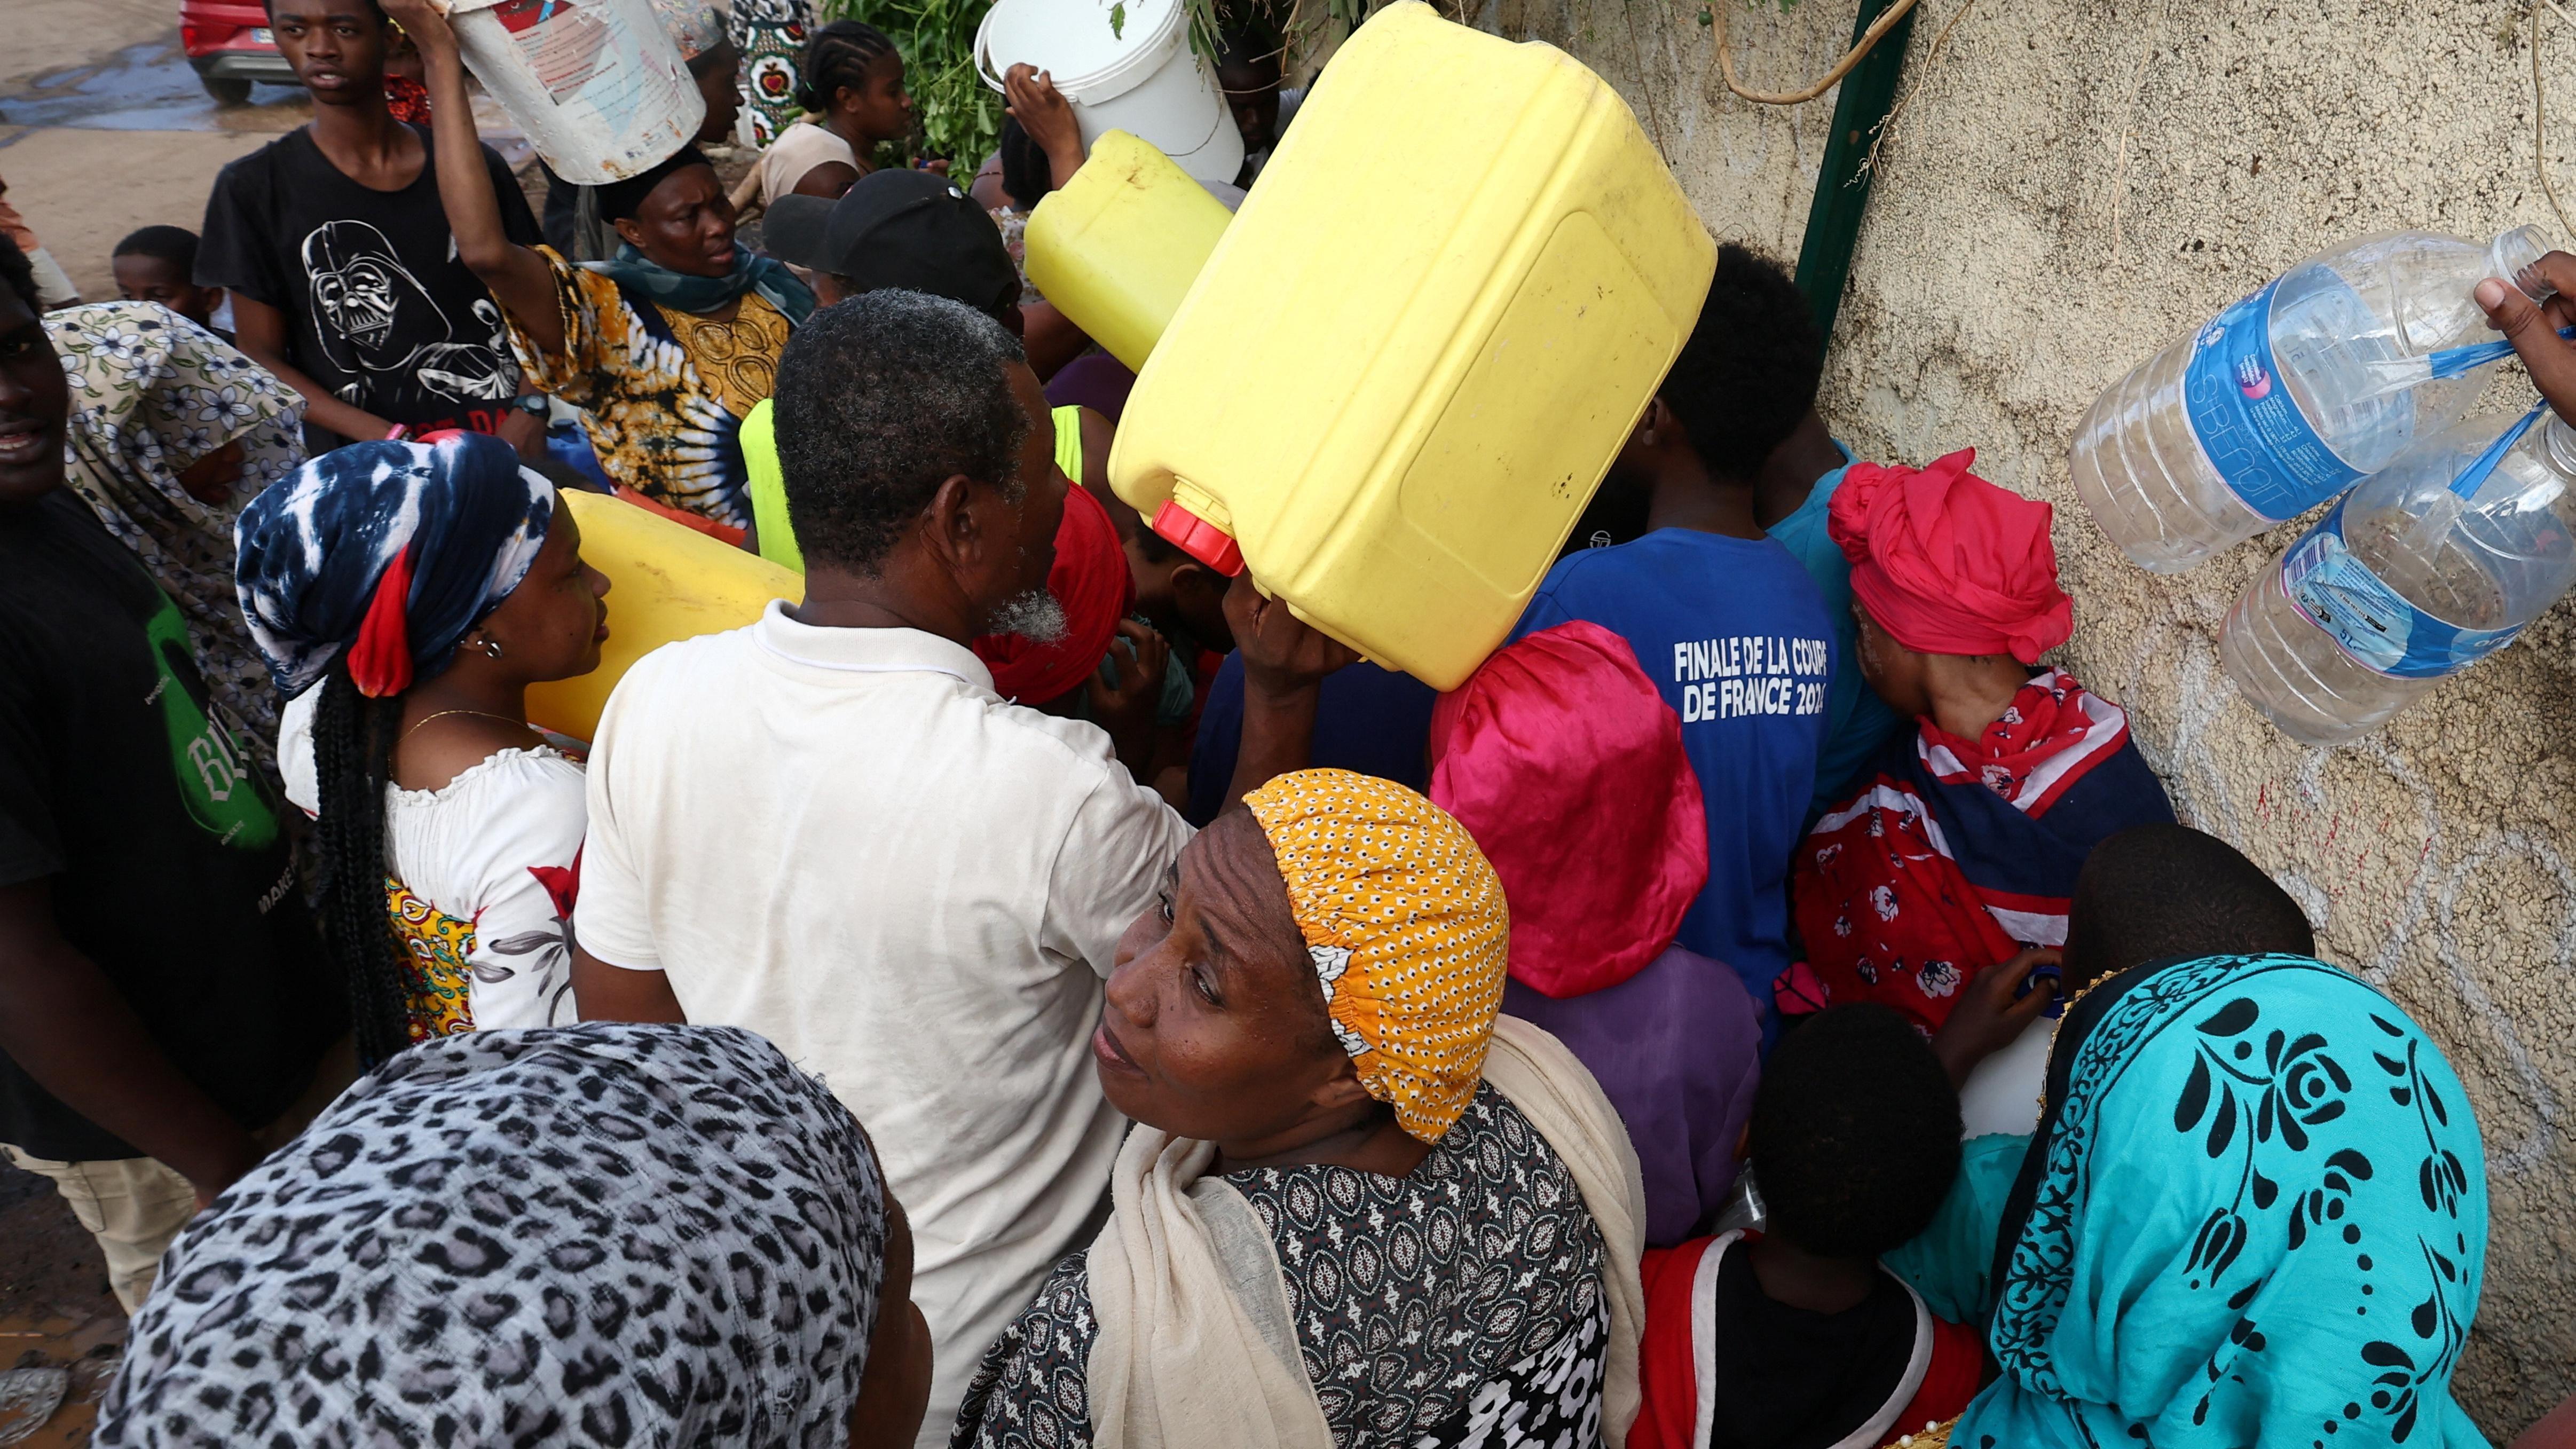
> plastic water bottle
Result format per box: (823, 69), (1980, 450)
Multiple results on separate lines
(2220, 404), (2576, 745)
(2070, 227), (2555, 573)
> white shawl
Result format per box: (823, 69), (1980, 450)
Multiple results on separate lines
(1083, 1014), (1648, 1448)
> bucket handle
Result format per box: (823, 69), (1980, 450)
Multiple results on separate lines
(972, 3), (1009, 92)
(973, 4), (1091, 100)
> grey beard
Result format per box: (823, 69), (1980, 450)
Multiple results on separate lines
(988, 587), (1068, 645)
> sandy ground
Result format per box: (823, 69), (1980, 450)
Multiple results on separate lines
(0, 0), (312, 303)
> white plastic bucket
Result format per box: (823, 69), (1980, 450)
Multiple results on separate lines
(439, 0), (705, 185)
(975, 0), (1246, 187)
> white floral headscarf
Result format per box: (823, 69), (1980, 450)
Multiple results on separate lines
(46, 302), (304, 776)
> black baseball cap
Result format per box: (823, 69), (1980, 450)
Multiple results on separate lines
(765, 170), (1022, 318)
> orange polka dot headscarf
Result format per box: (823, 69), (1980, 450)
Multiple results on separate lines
(1243, 769), (1511, 1142)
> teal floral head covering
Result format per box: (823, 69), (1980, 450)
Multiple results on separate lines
(1963, 954), (2488, 1448)
(45, 302), (304, 774)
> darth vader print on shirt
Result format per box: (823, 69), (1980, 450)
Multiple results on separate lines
(196, 124), (545, 448)
(303, 219), (517, 418)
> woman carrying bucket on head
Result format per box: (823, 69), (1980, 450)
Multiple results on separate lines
(385, 0), (814, 532)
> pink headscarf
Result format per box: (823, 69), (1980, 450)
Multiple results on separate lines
(1829, 447), (2074, 664)
(1428, 621), (1708, 999)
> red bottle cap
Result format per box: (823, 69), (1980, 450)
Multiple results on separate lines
(1151, 499), (1246, 577)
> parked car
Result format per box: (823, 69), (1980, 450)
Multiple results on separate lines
(180, 0), (296, 105)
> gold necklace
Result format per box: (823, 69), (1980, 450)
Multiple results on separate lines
(2036, 973), (2116, 1117)
(399, 708), (531, 744)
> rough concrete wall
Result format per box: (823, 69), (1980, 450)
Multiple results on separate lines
(1486, 0), (2576, 1432)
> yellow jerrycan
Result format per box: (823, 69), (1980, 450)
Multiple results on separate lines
(525, 490), (803, 743)
(1107, 2), (1715, 691)
(1026, 130), (1233, 373)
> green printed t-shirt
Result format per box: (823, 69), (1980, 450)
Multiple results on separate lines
(0, 492), (343, 1161)
(745, 399), (1088, 576)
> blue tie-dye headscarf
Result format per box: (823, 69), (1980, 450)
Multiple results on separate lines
(1957, 954), (2488, 1449)
(234, 434), (554, 698)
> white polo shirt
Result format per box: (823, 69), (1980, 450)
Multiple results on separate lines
(576, 601), (1193, 1444)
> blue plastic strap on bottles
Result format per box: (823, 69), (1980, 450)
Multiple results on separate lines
(2278, 431), (2536, 682)
(2424, 326), (2576, 383)
(2447, 401), (2550, 499)
(2184, 278), (2365, 522)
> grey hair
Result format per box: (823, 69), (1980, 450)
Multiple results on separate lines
(773, 290), (1030, 572)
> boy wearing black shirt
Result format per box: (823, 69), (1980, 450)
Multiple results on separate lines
(198, 0), (546, 451)
(0, 240), (344, 1313)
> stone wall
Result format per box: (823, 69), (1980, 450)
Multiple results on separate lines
(1480, 0), (2576, 1432)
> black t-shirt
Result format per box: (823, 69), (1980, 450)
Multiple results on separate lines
(1707, 1240), (1921, 1449)
(197, 123), (542, 447)
(0, 493), (344, 1162)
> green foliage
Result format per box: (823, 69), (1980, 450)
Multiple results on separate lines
(820, 0), (1005, 168)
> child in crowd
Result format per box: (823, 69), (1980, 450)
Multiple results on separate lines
(744, 21), (914, 210)
(1633, 1005), (1984, 1448)
(196, 0), (541, 452)
(1926, 822), (2317, 1137)
(1512, 243), (1837, 1033)
(108, 227), (226, 337)
(1791, 450), (2174, 1035)
(1561, 246), (1903, 812)
(1430, 620), (1761, 1247)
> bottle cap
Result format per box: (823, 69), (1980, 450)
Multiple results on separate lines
(1151, 499), (1246, 576)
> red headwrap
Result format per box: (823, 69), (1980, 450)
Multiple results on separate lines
(1428, 621), (1708, 999)
(1828, 447), (2073, 664)
(973, 484), (1136, 705)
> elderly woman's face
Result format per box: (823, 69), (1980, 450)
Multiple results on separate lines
(1093, 811), (1353, 1143)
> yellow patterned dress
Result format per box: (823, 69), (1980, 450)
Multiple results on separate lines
(508, 246), (793, 531)
(386, 878), (479, 1042)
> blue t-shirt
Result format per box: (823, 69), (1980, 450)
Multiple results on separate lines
(1187, 654), (1440, 827)
(1764, 442), (1908, 810)
(1513, 529), (1832, 1009)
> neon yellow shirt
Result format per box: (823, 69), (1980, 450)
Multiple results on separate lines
(744, 399), (1086, 574)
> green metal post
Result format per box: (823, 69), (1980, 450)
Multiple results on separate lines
(1791, 0), (1919, 346)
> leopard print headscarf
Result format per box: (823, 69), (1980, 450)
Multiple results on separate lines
(97, 1024), (890, 1448)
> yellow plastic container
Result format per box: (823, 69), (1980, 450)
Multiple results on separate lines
(1107, 2), (1715, 691)
(525, 490), (803, 743)
(1026, 130), (1234, 373)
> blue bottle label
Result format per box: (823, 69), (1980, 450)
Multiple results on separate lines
(2184, 278), (2365, 522)
(2277, 499), (2520, 680)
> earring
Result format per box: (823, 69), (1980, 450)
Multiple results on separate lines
(479, 639), (504, 659)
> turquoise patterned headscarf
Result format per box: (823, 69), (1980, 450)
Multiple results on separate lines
(1963, 954), (2487, 1449)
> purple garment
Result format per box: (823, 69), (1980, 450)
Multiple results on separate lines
(1044, 352), (1137, 423)
(1502, 943), (1761, 1247)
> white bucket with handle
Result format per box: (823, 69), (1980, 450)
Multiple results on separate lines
(435, 0), (704, 184)
(975, 0), (1245, 187)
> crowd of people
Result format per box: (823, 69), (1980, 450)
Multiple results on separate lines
(3, 0), (2571, 1444)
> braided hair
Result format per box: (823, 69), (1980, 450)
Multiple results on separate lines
(309, 665), (414, 1067)
(792, 20), (895, 115)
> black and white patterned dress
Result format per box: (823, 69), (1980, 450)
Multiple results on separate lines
(954, 1083), (1611, 1448)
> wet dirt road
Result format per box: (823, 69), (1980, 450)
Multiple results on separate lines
(0, 0), (316, 304)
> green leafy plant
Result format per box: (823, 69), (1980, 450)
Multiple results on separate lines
(821, 0), (1005, 168)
